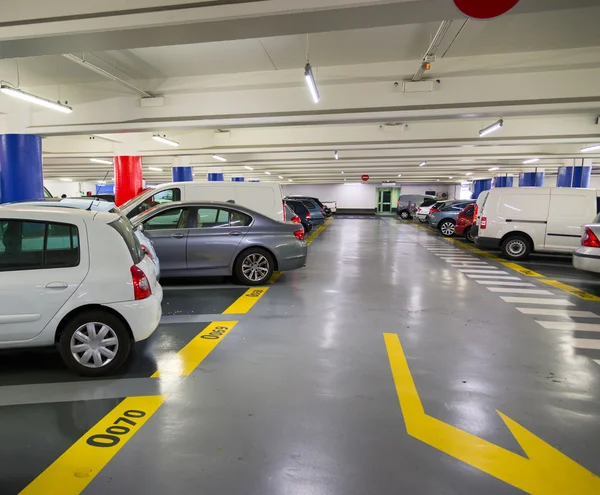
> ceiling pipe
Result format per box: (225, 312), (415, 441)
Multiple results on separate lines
(62, 53), (153, 98)
(412, 20), (453, 81)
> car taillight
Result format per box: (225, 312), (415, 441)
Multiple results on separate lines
(473, 204), (478, 221)
(131, 265), (152, 300)
(306, 212), (311, 218)
(481, 217), (487, 229)
(430, 208), (440, 214)
(291, 214), (301, 224)
(294, 228), (305, 241)
(321, 209), (325, 216)
(283, 203), (287, 222)
(582, 227), (600, 248)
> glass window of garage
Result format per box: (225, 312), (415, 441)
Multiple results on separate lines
(0, 220), (79, 271)
(144, 207), (189, 231)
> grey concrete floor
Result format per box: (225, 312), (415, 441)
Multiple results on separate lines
(3, 218), (600, 494)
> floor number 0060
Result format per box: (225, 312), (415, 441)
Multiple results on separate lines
(86, 410), (146, 448)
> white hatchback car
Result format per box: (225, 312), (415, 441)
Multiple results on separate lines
(0, 206), (162, 376)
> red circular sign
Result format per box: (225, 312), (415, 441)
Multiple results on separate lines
(454, 0), (519, 19)
(361, 174), (369, 182)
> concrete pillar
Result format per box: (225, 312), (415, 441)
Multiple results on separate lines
(114, 156), (143, 206)
(557, 165), (591, 188)
(172, 166), (193, 182)
(519, 171), (545, 187)
(207, 167), (224, 181)
(0, 134), (44, 203)
(472, 179), (492, 199)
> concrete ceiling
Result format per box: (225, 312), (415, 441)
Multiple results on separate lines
(0, 1), (599, 185)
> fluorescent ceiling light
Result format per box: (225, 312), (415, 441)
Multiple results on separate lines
(0, 84), (73, 113)
(334, 151), (339, 160)
(523, 158), (540, 164)
(341, 171), (344, 174)
(212, 154), (227, 162)
(265, 171), (271, 175)
(89, 158), (113, 165)
(419, 161), (427, 167)
(398, 174), (402, 177)
(465, 172), (473, 175)
(59, 178), (72, 182)
(278, 176), (284, 179)
(147, 167), (163, 172)
(479, 119), (503, 137)
(152, 134), (179, 147)
(244, 165), (254, 170)
(288, 179), (293, 182)
(489, 167), (500, 171)
(581, 144), (600, 152)
(449, 176), (454, 179)
(304, 63), (320, 103)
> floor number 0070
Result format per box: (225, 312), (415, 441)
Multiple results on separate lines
(86, 410), (147, 448)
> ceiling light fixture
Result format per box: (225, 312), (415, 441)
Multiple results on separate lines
(523, 158), (540, 164)
(581, 144), (600, 152)
(449, 176), (454, 179)
(0, 84), (73, 113)
(288, 179), (293, 182)
(212, 154), (227, 162)
(89, 158), (113, 165)
(59, 178), (73, 182)
(419, 161), (427, 167)
(244, 165), (254, 170)
(265, 171), (271, 175)
(465, 172), (473, 175)
(148, 167), (163, 172)
(152, 134), (179, 147)
(479, 119), (503, 137)
(341, 171), (344, 174)
(489, 167), (500, 171)
(278, 176), (284, 179)
(334, 151), (339, 160)
(304, 63), (320, 103)
(398, 174), (402, 177)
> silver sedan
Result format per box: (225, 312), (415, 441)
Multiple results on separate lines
(573, 219), (600, 274)
(131, 201), (307, 285)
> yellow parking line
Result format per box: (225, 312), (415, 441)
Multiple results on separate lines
(222, 287), (269, 314)
(539, 280), (600, 302)
(269, 272), (283, 284)
(501, 262), (544, 278)
(20, 395), (166, 495)
(151, 321), (238, 377)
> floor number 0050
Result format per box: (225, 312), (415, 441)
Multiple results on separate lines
(86, 410), (146, 448)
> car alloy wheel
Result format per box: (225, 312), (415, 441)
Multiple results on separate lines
(440, 221), (455, 237)
(465, 227), (474, 242)
(241, 253), (270, 282)
(400, 211), (410, 220)
(70, 322), (119, 369)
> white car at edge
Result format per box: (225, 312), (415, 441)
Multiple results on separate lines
(0, 206), (162, 376)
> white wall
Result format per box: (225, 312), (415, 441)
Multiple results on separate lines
(282, 182), (457, 209)
(45, 180), (98, 197)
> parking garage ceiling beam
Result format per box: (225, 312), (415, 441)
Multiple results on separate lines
(0, 0), (597, 59)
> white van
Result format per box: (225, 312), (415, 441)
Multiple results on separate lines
(473, 187), (600, 260)
(119, 182), (285, 222)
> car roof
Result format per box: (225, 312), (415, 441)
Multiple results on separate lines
(9, 198), (119, 213)
(0, 205), (120, 223)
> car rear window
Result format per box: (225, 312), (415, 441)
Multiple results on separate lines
(109, 216), (144, 264)
(303, 201), (317, 209)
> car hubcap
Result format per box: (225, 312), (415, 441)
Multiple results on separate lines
(401, 212), (409, 219)
(242, 253), (269, 282)
(70, 322), (119, 369)
(507, 240), (526, 257)
(441, 222), (455, 236)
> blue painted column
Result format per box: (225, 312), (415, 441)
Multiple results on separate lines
(519, 172), (545, 187)
(0, 134), (44, 203)
(472, 179), (492, 199)
(231, 177), (245, 182)
(207, 167), (224, 182)
(557, 166), (592, 188)
(494, 176), (513, 188)
(172, 166), (193, 182)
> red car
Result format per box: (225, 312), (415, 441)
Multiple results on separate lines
(455, 204), (476, 242)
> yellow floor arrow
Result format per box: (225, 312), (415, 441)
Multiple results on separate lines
(383, 333), (600, 494)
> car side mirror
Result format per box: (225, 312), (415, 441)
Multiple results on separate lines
(137, 223), (144, 232)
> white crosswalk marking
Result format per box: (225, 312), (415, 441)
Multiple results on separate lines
(536, 321), (600, 332)
(477, 281), (535, 287)
(517, 308), (599, 317)
(459, 269), (506, 274)
(466, 274), (522, 280)
(500, 296), (575, 306)
(573, 339), (600, 350)
(488, 288), (554, 295)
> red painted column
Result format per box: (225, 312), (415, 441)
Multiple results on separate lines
(114, 156), (143, 206)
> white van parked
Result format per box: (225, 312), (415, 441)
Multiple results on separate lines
(473, 187), (600, 260)
(119, 182), (285, 222)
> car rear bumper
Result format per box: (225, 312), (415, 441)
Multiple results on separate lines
(474, 231), (501, 250)
(278, 243), (308, 271)
(106, 283), (163, 342)
(573, 250), (600, 273)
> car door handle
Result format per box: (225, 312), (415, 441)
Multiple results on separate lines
(171, 233), (185, 239)
(46, 282), (68, 289)
(229, 231), (242, 236)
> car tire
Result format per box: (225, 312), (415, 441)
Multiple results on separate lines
(418, 217), (428, 224)
(439, 219), (456, 237)
(58, 310), (132, 377)
(234, 248), (274, 286)
(501, 235), (532, 260)
(465, 227), (474, 243)
(399, 210), (411, 220)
